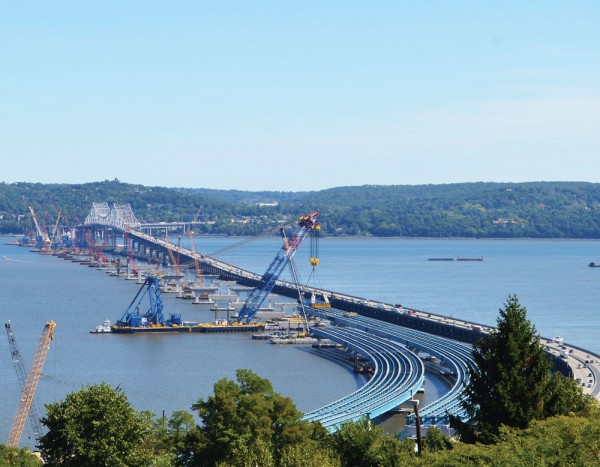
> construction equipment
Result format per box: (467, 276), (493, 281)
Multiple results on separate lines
(187, 206), (204, 287)
(28, 206), (50, 249)
(164, 235), (181, 277)
(5, 322), (45, 444)
(7, 321), (56, 448)
(309, 224), (320, 269)
(47, 209), (62, 250)
(236, 212), (320, 324)
(123, 228), (137, 276)
(117, 276), (170, 327)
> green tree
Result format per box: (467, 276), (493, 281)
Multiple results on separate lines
(329, 418), (415, 467)
(423, 426), (453, 452)
(0, 445), (42, 467)
(421, 407), (600, 466)
(181, 369), (329, 466)
(458, 295), (590, 442)
(38, 383), (152, 466)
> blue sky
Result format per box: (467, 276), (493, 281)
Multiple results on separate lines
(1, 2), (598, 191)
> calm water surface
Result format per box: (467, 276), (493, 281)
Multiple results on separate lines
(1, 236), (599, 446)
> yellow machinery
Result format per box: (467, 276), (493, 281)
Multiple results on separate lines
(7, 321), (56, 447)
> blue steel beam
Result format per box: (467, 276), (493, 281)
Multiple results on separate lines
(309, 308), (473, 426)
(304, 326), (424, 431)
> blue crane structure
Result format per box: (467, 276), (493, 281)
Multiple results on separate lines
(236, 212), (320, 324)
(116, 275), (181, 327)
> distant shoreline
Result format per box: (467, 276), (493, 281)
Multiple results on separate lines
(3, 233), (600, 242)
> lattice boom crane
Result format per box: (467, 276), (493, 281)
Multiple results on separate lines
(7, 321), (56, 448)
(236, 212), (319, 324)
(4, 322), (45, 444)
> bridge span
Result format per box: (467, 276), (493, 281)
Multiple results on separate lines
(79, 212), (600, 426)
(128, 228), (600, 396)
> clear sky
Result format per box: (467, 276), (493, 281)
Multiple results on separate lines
(1, 2), (598, 191)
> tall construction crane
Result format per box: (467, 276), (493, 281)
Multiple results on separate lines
(7, 321), (56, 448)
(5, 322), (45, 444)
(123, 228), (137, 275)
(236, 212), (320, 324)
(28, 206), (50, 249)
(187, 206), (204, 287)
(164, 235), (181, 277)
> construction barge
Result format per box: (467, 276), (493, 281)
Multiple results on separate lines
(111, 322), (265, 334)
(106, 275), (265, 335)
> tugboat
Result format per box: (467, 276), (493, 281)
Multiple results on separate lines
(90, 319), (112, 333)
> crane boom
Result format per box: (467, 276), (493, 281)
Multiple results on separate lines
(28, 207), (44, 238)
(4, 322), (45, 444)
(188, 206), (204, 287)
(7, 321), (56, 448)
(164, 236), (181, 276)
(236, 212), (319, 324)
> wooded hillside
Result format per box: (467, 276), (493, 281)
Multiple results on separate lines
(1, 180), (600, 238)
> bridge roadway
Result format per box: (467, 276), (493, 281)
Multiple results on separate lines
(303, 326), (425, 431)
(124, 229), (600, 404)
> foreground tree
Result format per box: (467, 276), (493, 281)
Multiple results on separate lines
(422, 406), (600, 466)
(457, 295), (590, 442)
(38, 383), (152, 466)
(0, 445), (42, 467)
(329, 418), (415, 467)
(180, 369), (334, 466)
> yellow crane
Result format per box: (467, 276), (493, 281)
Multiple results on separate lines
(7, 321), (56, 448)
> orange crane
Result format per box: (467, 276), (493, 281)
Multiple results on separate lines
(187, 206), (203, 287)
(7, 321), (56, 448)
(47, 209), (62, 250)
(164, 235), (181, 277)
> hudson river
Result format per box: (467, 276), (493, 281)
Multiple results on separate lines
(2, 236), (599, 447)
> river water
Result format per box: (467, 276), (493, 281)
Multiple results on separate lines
(1, 236), (599, 446)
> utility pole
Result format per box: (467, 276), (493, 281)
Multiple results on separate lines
(414, 404), (423, 456)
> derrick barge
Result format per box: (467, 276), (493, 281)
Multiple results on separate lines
(111, 322), (265, 334)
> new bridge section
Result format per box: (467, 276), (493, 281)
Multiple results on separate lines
(309, 308), (474, 425)
(303, 327), (425, 431)
(93, 228), (600, 402)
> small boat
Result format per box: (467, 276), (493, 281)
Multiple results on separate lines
(588, 262), (600, 268)
(91, 319), (112, 334)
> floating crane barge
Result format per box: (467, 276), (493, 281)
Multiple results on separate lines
(112, 322), (265, 334)
(111, 275), (264, 334)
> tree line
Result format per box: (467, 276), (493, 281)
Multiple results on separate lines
(2, 180), (600, 238)
(2, 296), (597, 466)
